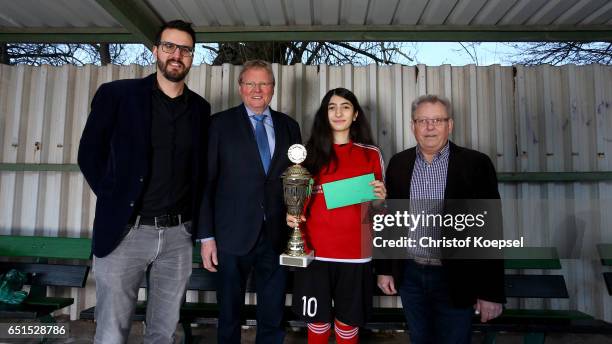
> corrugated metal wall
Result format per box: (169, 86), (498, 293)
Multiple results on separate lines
(1, 63), (611, 322)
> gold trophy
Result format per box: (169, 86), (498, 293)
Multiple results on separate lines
(279, 144), (315, 267)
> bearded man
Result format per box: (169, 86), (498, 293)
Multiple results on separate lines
(78, 20), (210, 344)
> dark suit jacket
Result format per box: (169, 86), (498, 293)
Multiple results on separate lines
(377, 141), (506, 307)
(197, 104), (302, 255)
(78, 73), (211, 258)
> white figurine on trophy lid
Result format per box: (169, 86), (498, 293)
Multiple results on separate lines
(288, 144), (307, 164)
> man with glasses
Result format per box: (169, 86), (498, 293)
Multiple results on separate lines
(197, 60), (301, 344)
(376, 95), (505, 344)
(79, 20), (210, 343)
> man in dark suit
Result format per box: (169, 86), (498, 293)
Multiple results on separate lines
(376, 95), (505, 344)
(78, 20), (210, 344)
(197, 60), (301, 344)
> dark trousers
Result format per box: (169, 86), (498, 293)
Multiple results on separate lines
(399, 260), (473, 344)
(216, 230), (287, 344)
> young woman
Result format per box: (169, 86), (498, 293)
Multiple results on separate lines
(287, 88), (386, 344)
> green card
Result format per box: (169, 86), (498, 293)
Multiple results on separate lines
(322, 173), (376, 209)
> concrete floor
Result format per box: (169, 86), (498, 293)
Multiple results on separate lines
(2, 317), (612, 343)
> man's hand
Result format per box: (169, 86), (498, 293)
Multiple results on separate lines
(474, 299), (503, 323)
(201, 239), (218, 272)
(377, 275), (397, 295)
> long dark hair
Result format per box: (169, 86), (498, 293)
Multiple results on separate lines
(304, 88), (375, 175)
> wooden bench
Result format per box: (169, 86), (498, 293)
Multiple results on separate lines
(0, 235), (91, 322)
(474, 247), (612, 344)
(366, 247), (612, 343)
(597, 244), (612, 295)
(80, 245), (612, 343)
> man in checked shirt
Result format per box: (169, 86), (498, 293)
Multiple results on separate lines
(376, 95), (505, 344)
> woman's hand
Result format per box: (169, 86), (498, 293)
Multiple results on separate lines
(370, 180), (387, 199)
(286, 213), (307, 228)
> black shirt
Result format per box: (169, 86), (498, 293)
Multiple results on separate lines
(137, 82), (194, 218)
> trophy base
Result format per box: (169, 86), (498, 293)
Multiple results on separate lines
(279, 251), (314, 268)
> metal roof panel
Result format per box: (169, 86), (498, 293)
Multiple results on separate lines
(580, 0), (612, 25)
(262, 0), (286, 26)
(526, 0), (577, 25)
(554, 0), (609, 25)
(234, 0), (261, 25)
(288, 0), (312, 25)
(1, 0), (612, 43)
(175, 0), (215, 25)
(366, 0), (400, 25)
(313, 0), (340, 25)
(419, 0), (459, 25)
(498, 0), (547, 25)
(1, 0), (121, 27)
(341, 0), (368, 25)
(202, 0), (237, 25)
(446, 0), (487, 25)
(392, 0), (429, 25)
(147, 0), (188, 24)
(471, 0), (518, 25)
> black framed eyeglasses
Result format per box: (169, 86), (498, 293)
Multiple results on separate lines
(158, 41), (194, 57)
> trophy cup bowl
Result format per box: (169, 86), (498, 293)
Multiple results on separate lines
(279, 145), (315, 268)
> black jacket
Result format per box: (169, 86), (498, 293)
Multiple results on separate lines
(197, 104), (302, 255)
(376, 141), (506, 307)
(78, 74), (210, 257)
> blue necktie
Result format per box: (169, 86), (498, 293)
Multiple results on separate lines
(253, 115), (271, 174)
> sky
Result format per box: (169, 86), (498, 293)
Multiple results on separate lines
(190, 42), (521, 66)
(411, 42), (518, 66)
(114, 42), (522, 67)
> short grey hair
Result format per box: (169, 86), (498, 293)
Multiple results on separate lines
(411, 94), (453, 119)
(238, 60), (275, 85)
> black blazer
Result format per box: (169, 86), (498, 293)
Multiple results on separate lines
(197, 104), (302, 255)
(377, 141), (506, 307)
(78, 74), (211, 258)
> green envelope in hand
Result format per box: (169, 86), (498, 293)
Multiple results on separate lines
(322, 173), (376, 209)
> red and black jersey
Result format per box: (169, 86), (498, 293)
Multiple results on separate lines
(303, 141), (384, 262)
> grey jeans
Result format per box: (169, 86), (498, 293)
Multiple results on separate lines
(93, 222), (193, 344)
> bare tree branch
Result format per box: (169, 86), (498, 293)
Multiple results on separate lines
(330, 42), (386, 64)
(305, 43), (325, 65)
(199, 44), (219, 54)
(4, 41), (418, 67)
(384, 46), (414, 62)
(458, 42), (479, 65)
(198, 41), (414, 65)
(509, 42), (612, 66)
(2, 43), (152, 66)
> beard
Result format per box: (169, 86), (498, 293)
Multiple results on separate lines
(157, 58), (190, 82)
